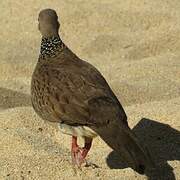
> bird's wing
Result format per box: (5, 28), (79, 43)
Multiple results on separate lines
(36, 59), (127, 127)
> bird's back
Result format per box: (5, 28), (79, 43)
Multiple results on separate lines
(31, 46), (127, 127)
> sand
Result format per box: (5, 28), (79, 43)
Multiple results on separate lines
(0, 0), (180, 179)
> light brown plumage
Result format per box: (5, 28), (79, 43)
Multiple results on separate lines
(31, 9), (154, 173)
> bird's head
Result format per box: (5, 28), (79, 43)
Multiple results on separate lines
(38, 9), (60, 37)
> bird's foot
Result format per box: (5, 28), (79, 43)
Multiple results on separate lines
(71, 146), (87, 167)
(71, 136), (92, 167)
(84, 160), (100, 169)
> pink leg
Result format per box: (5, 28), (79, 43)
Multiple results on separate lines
(71, 136), (79, 165)
(71, 136), (92, 167)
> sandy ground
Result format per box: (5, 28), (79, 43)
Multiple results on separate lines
(0, 0), (180, 179)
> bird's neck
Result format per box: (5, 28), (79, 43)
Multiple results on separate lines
(39, 35), (65, 60)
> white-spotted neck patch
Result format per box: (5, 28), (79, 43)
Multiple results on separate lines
(39, 36), (65, 60)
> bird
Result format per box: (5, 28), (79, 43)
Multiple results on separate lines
(31, 8), (154, 174)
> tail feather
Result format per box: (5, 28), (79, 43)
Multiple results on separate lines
(93, 122), (155, 174)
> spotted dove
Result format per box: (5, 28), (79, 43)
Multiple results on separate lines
(31, 9), (154, 174)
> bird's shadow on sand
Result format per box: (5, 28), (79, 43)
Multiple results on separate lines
(0, 87), (31, 109)
(106, 118), (180, 180)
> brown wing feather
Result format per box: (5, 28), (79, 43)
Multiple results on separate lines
(31, 56), (127, 127)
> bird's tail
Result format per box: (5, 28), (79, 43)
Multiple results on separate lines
(94, 122), (155, 174)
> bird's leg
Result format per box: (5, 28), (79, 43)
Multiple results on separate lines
(71, 136), (92, 167)
(81, 137), (92, 163)
(71, 136), (79, 165)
